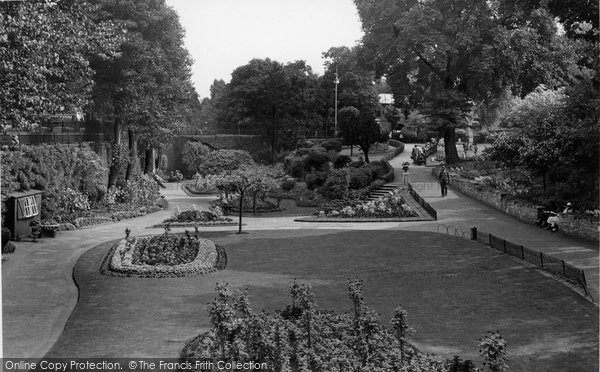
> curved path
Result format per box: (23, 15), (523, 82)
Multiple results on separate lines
(3, 145), (598, 365)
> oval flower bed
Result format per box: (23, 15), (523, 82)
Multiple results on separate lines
(108, 232), (222, 277)
(319, 190), (418, 218)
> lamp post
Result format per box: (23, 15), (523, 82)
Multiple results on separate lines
(334, 67), (339, 137)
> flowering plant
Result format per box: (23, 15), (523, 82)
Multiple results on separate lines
(319, 189), (417, 218)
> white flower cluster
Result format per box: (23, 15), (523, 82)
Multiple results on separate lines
(109, 237), (218, 276)
(319, 189), (417, 218)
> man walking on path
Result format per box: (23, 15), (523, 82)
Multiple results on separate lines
(439, 165), (450, 197)
(411, 145), (420, 164)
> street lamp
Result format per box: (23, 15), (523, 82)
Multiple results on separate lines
(334, 67), (339, 137)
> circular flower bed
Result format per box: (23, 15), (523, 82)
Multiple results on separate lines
(108, 232), (223, 277)
(318, 189), (417, 218)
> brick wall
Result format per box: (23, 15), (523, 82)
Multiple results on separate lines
(433, 168), (599, 242)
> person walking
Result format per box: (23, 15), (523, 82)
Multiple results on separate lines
(411, 144), (420, 164)
(439, 165), (450, 197)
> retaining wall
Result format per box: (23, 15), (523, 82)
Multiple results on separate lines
(433, 167), (598, 242)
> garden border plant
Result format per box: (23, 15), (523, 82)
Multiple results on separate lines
(101, 232), (227, 278)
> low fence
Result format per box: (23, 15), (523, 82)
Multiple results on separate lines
(471, 227), (591, 299)
(1, 133), (107, 146)
(408, 183), (437, 220)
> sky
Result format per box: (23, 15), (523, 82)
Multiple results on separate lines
(164, 0), (364, 99)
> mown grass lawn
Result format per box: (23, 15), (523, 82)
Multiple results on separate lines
(46, 230), (598, 371)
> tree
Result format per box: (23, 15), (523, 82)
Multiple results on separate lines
(219, 58), (322, 161)
(0, 0), (122, 129)
(92, 0), (196, 186)
(337, 106), (384, 163)
(215, 167), (254, 234)
(354, 0), (580, 163)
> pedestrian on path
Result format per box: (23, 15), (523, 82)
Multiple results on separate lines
(411, 145), (420, 164)
(439, 165), (450, 197)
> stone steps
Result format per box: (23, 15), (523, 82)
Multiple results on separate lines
(367, 184), (400, 201)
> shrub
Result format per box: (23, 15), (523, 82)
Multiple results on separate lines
(388, 139), (403, 148)
(198, 149), (255, 175)
(318, 168), (349, 200)
(321, 139), (343, 152)
(349, 159), (365, 168)
(349, 167), (373, 189)
(304, 152), (330, 172)
(181, 142), (211, 175)
(305, 171), (328, 190)
(281, 179), (296, 191)
(288, 157), (307, 178)
(1, 144), (107, 222)
(183, 280), (449, 371)
(334, 154), (352, 169)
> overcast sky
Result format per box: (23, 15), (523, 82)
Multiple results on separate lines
(164, 0), (364, 98)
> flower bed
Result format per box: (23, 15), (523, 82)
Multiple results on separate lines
(108, 232), (221, 277)
(317, 189), (417, 218)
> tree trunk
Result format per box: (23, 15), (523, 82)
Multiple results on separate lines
(125, 129), (137, 181)
(360, 144), (370, 163)
(107, 119), (122, 188)
(237, 191), (244, 234)
(144, 146), (154, 174)
(443, 127), (460, 164)
(542, 172), (547, 192)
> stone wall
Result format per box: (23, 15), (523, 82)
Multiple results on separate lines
(432, 167), (599, 242)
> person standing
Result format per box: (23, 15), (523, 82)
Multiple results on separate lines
(473, 143), (478, 159)
(439, 165), (450, 197)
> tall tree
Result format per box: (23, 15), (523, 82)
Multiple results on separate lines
(92, 0), (195, 186)
(321, 46), (383, 161)
(354, 0), (580, 163)
(219, 58), (321, 161)
(0, 0), (122, 129)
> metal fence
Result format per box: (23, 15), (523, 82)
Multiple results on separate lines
(472, 227), (591, 299)
(408, 183), (437, 220)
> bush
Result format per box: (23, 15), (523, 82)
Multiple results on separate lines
(181, 142), (211, 175)
(349, 159), (365, 168)
(1, 144), (107, 222)
(304, 152), (330, 172)
(334, 154), (352, 169)
(321, 139), (343, 152)
(280, 179), (296, 191)
(198, 149), (255, 176)
(305, 171), (329, 190)
(288, 157), (307, 178)
(349, 167), (373, 189)
(318, 169), (349, 200)
(388, 139), (403, 148)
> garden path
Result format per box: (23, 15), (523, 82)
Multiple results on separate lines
(386, 144), (599, 303)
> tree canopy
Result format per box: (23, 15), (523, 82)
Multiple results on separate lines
(0, 0), (122, 129)
(354, 0), (582, 163)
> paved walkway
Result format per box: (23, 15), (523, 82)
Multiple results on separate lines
(2, 145), (598, 358)
(387, 146), (599, 303)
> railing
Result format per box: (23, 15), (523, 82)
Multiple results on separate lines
(1, 133), (108, 146)
(471, 227), (591, 300)
(407, 183), (437, 220)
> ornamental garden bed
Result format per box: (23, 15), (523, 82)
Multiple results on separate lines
(295, 188), (434, 222)
(103, 231), (226, 278)
(152, 207), (236, 228)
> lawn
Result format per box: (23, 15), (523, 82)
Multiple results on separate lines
(45, 230), (598, 371)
